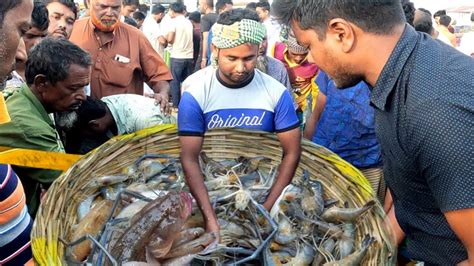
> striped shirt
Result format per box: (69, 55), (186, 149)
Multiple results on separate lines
(0, 164), (34, 266)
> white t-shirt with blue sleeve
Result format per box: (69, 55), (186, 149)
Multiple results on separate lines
(178, 67), (300, 136)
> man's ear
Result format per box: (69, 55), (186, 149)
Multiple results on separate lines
(33, 75), (48, 93)
(211, 43), (219, 55)
(327, 18), (356, 53)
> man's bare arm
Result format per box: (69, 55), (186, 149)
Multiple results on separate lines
(180, 136), (220, 236)
(263, 127), (301, 210)
(445, 208), (474, 266)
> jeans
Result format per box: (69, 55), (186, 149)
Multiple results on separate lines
(170, 58), (194, 107)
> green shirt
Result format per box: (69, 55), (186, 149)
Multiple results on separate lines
(0, 85), (64, 216)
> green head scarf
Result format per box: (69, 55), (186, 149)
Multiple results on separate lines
(212, 19), (266, 49)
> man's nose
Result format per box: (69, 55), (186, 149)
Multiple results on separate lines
(235, 61), (245, 72)
(57, 18), (67, 29)
(105, 7), (115, 16)
(15, 38), (27, 64)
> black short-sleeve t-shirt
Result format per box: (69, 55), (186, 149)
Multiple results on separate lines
(201, 13), (218, 33)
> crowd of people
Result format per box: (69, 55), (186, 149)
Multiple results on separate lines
(0, 0), (473, 265)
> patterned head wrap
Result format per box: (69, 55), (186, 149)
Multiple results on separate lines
(212, 19), (266, 49)
(287, 32), (308, 54)
(279, 25), (308, 54)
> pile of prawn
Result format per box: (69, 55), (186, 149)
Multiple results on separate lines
(64, 153), (377, 265)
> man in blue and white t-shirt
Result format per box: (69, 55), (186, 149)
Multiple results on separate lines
(178, 8), (301, 244)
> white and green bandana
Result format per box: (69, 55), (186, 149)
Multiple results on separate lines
(212, 19), (266, 49)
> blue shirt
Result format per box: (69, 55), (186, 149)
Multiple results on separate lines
(371, 25), (474, 265)
(178, 67), (300, 135)
(312, 71), (382, 168)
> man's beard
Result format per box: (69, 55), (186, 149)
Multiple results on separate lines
(326, 53), (364, 89)
(56, 111), (78, 130)
(91, 13), (120, 32)
(256, 55), (268, 74)
(331, 71), (364, 89)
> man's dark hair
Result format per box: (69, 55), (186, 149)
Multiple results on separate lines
(188, 11), (201, 23)
(44, 0), (78, 20)
(217, 8), (259, 25)
(170, 2), (185, 14)
(0, 0), (23, 25)
(418, 8), (431, 16)
(122, 0), (139, 7)
(433, 10), (446, 19)
(439, 15), (451, 27)
(470, 12), (474, 22)
(151, 4), (165, 15)
(272, 0), (405, 39)
(76, 96), (107, 128)
(132, 11), (145, 21)
(25, 38), (91, 85)
(255, 1), (270, 12)
(400, 0), (415, 26)
(124, 16), (138, 27)
(216, 0), (232, 12)
(138, 4), (148, 13)
(414, 10), (433, 35)
(32, 1), (49, 31)
(246, 2), (257, 10)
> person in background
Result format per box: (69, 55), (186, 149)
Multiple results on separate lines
(138, 3), (149, 14)
(414, 8), (436, 37)
(44, 0), (77, 39)
(198, 0), (218, 69)
(204, 0), (233, 69)
(0, 0), (34, 265)
(438, 15), (457, 47)
(304, 71), (385, 203)
(80, 0), (89, 18)
(216, 0), (233, 14)
(458, 13), (474, 57)
(132, 11), (145, 29)
(188, 11), (202, 71)
(179, 8), (301, 243)
(0, 38), (90, 217)
(120, 0), (138, 18)
(67, 94), (176, 153)
(256, 36), (292, 95)
(273, 0), (474, 264)
(255, 1), (281, 56)
(433, 9), (446, 26)
(69, 0), (172, 113)
(122, 13), (138, 28)
(400, 0), (415, 26)
(4, 1), (49, 94)
(245, 2), (257, 10)
(273, 32), (319, 127)
(121, 0), (138, 27)
(166, 2), (194, 107)
(142, 4), (167, 58)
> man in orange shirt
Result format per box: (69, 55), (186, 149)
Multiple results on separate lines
(69, 0), (172, 113)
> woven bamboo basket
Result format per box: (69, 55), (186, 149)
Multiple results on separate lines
(32, 124), (396, 265)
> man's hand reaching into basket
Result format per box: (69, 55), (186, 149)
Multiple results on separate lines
(180, 135), (221, 252)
